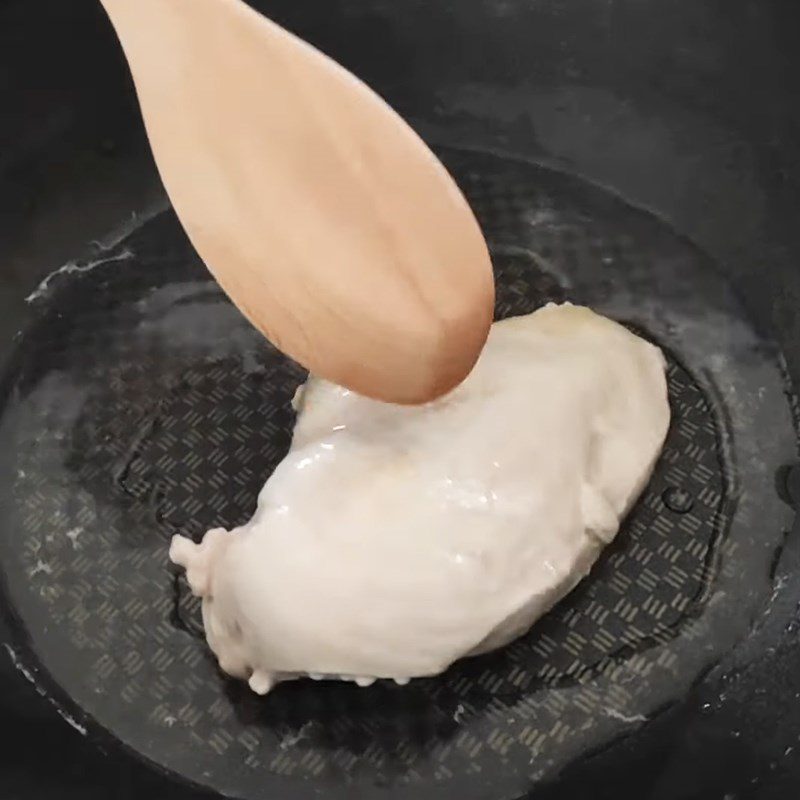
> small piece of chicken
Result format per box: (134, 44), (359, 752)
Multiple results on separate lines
(170, 303), (670, 694)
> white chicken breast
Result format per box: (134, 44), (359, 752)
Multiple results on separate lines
(170, 303), (670, 694)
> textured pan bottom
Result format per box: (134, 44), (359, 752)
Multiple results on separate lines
(0, 149), (794, 800)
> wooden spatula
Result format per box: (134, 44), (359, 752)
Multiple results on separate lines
(98, 0), (494, 403)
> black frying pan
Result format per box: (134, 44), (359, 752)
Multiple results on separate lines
(1, 1), (800, 799)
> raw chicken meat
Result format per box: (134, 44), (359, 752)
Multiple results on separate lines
(170, 303), (670, 694)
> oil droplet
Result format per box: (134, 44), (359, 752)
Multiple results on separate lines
(662, 486), (694, 513)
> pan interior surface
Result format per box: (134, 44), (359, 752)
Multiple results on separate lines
(0, 148), (795, 800)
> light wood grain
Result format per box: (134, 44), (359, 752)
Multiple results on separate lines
(98, 0), (494, 402)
